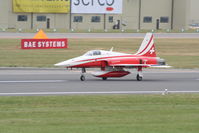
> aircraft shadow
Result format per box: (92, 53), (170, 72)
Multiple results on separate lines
(68, 78), (172, 82)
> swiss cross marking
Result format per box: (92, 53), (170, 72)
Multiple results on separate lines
(150, 48), (155, 54)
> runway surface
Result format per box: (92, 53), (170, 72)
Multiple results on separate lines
(0, 68), (199, 96)
(1, 32), (199, 39)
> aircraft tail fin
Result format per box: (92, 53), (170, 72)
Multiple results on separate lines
(135, 33), (156, 57)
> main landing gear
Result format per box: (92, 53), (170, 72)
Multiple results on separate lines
(102, 77), (107, 80)
(136, 67), (143, 81)
(136, 74), (143, 81)
(80, 75), (85, 81)
(80, 68), (86, 81)
(79, 67), (144, 81)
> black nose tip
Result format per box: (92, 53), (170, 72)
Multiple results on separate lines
(157, 59), (166, 65)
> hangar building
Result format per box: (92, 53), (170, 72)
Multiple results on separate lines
(0, 0), (199, 31)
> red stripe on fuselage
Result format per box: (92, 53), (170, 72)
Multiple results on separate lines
(70, 55), (157, 68)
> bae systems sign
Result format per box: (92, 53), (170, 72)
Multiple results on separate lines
(21, 39), (68, 49)
(72, 0), (123, 14)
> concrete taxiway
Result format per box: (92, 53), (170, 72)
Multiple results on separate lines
(0, 68), (198, 96)
(1, 33), (199, 39)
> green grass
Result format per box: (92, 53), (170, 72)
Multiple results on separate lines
(0, 94), (199, 133)
(0, 38), (199, 68)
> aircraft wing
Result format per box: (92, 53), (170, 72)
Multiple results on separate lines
(101, 58), (171, 68)
(150, 65), (172, 68)
(109, 63), (171, 68)
(110, 64), (151, 67)
(100, 57), (152, 68)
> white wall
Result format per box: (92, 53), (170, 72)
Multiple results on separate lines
(189, 0), (199, 24)
(173, 0), (190, 29)
(1, 0), (197, 30)
(140, 0), (172, 30)
(0, 0), (9, 29)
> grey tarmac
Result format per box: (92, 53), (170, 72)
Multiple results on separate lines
(1, 32), (199, 39)
(0, 68), (199, 96)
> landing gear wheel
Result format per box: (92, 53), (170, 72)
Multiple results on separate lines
(136, 74), (143, 81)
(102, 77), (107, 80)
(80, 75), (85, 81)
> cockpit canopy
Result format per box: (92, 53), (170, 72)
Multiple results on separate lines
(83, 50), (128, 57)
(83, 50), (102, 56)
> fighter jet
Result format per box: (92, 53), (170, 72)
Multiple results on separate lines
(55, 33), (170, 81)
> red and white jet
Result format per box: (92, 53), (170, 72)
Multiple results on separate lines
(55, 33), (169, 81)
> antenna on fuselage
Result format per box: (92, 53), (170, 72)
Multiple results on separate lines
(110, 47), (114, 52)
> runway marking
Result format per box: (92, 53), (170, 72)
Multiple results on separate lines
(0, 80), (65, 83)
(1, 91), (199, 96)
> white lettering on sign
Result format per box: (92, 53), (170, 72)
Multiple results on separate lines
(72, 0), (122, 14)
(24, 41), (36, 48)
(62, 41), (65, 47)
(37, 41), (65, 48)
(21, 39), (68, 49)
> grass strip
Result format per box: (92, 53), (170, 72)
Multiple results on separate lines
(0, 94), (199, 133)
(0, 38), (199, 68)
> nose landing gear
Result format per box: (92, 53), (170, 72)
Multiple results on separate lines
(80, 68), (86, 81)
(102, 77), (107, 80)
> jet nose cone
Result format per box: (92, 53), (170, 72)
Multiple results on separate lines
(54, 62), (63, 67)
(54, 60), (73, 67)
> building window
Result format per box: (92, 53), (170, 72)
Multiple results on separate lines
(160, 17), (169, 23)
(91, 16), (101, 22)
(143, 17), (152, 23)
(73, 16), (83, 22)
(37, 16), (46, 22)
(17, 15), (28, 21)
(109, 16), (113, 23)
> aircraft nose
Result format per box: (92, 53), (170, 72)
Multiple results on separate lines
(54, 62), (64, 67)
(54, 60), (72, 67)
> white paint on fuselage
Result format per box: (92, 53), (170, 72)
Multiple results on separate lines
(55, 50), (131, 67)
